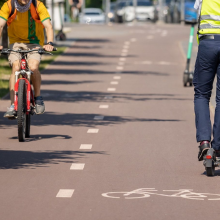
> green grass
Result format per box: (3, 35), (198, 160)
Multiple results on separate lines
(0, 47), (66, 99)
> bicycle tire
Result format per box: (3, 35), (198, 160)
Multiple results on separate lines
(25, 113), (30, 138)
(17, 79), (26, 142)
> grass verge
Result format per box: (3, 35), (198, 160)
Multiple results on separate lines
(0, 47), (66, 99)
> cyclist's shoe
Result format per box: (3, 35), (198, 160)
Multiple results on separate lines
(198, 141), (210, 161)
(35, 96), (45, 114)
(3, 104), (16, 118)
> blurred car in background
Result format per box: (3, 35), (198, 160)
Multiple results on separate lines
(184, 0), (197, 24)
(79, 8), (105, 24)
(124, 0), (156, 22)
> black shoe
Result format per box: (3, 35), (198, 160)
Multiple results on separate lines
(215, 150), (220, 158)
(34, 96), (45, 114)
(198, 141), (210, 161)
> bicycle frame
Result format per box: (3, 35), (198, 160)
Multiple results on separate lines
(14, 58), (35, 112)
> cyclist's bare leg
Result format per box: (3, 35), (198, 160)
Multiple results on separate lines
(28, 59), (41, 97)
(9, 60), (20, 104)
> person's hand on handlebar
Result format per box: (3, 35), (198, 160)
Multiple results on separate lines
(0, 45), (3, 51)
(43, 44), (54, 52)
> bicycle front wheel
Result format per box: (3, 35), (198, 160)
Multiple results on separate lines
(17, 79), (27, 142)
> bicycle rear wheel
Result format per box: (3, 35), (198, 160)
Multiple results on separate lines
(17, 79), (26, 142)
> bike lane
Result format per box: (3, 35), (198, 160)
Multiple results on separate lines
(0, 23), (220, 220)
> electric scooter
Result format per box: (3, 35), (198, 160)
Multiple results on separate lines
(203, 149), (220, 176)
(183, 21), (197, 87)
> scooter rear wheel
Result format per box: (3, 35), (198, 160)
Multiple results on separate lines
(206, 166), (215, 177)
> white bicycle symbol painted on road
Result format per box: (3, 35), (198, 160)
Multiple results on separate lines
(102, 188), (220, 201)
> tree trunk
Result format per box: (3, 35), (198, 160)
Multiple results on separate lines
(2, 25), (8, 48)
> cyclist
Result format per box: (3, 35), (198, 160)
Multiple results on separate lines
(69, 0), (82, 19)
(194, 0), (220, 160)
(0, 0), (54, 118)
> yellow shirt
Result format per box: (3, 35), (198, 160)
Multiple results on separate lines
(0, 2), (50, 46)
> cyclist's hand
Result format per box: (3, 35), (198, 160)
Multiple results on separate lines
(43, 44), (54, 52)
(0, 45), (3, 51)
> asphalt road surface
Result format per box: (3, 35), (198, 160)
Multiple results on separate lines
(0, 22), (220, 220)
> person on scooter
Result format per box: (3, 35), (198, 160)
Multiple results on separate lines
(0, 0), (54, 118)
(194, 0), (220, 160)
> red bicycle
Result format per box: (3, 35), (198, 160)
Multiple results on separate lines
(1, 48), (56, 142)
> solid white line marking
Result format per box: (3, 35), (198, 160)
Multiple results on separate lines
(107, 88), (116, 91)
(80, 144), (93, 149)
(70, 163), (85, 170)
(94, 115), (104, 120)
(114, 76), (121, 79)
(56, 189), (74, 198)
(116, 66), (124, 70)
(87, 129), (99, 133)
(105, 96), (113, 99)
(99, 105), (109, 109)
(119, 58), (126, 61)
(111, 81), (119, 85)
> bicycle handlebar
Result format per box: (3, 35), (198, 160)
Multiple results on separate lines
(0, 48), (57, 55)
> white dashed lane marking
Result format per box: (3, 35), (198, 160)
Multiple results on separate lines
(124, 41), (130, 45)
(99, 105), (109, 109)
(56, 189), (74, 198)
(70, 163), (85, 170)
(87, 129), (99, 133)
(114, 76), (121, 79)
(94, 115), (104, 120)
(119, 58), (126, 61)
(111, 81), (118, 85)
(121, 53), (127, 57)
(107, 88), (116, 91)
(80, 144), (93, 149)
(116, 66), (124, 70)
(122, 49), (128, 53)
(146, 35), (153, 40)
(131, 38), (137, 42)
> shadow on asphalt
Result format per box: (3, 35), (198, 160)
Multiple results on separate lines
(39, 91), (192, 103)
(0, 150), (106, 169)
(60, 52), (136, 58)
(41, 80), (101, 86)
(42, 69), (169, 76)
(202, 169), (220, 177)
(0, 112), (182, 128)
(49, 61), (109, 66)
(9, 134), (72, 141)
(68, 38), (111, 43)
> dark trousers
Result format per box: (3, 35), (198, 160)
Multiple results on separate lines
(193, 35), (220, 150)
